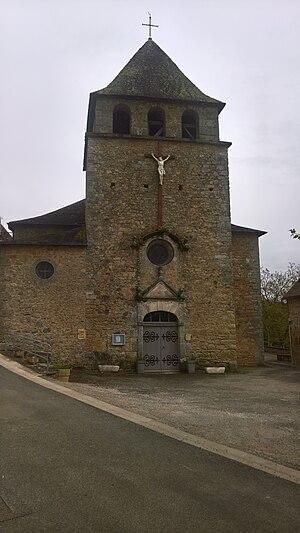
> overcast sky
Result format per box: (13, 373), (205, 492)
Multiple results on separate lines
(1, 0), (299, 271)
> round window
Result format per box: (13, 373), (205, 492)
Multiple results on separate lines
(35, 261), (54, 279)
(147, 240), (174, 266)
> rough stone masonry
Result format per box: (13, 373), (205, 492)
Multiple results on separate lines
(0, 39), (265, 370)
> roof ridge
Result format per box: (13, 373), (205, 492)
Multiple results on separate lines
(96, 39), (224, 107)
(9, 199), (85, 228)
(231, 223), (266, 237)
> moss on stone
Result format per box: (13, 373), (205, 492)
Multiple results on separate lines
(98, 40), (223, 107)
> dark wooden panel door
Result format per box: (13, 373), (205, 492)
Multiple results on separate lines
(143, 324), (179, 372)
(160, 325), (179, 371)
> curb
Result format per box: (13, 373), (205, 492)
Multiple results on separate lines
(1, 353), (299, 486)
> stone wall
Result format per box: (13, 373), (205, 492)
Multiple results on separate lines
(232, 233), (264, 365)
(0, 245), (86, 365)
(288, 298), (300, 364)
(0, 50), (265, 371)
(93, 97), (220, 142)
(85, 132), (237, 369)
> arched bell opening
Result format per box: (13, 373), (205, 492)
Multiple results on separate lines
(113, 104), (131, 134)
(148, 107), (165, 137)
(181, 110), (198, 139)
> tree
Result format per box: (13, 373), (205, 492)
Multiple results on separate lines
(262, 299), (289, 348)
(290, 229), (300, 240)
(261, 263), (300, 348)
(261, 263), (300, 302)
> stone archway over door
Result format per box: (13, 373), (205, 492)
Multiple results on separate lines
(143, 311), (179, 372)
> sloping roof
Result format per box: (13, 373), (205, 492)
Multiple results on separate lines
(2, 227), (86, 247)
(8, 200), (85, 229)
(0, 225), (13, 242)
(96, 39), (224, 109)
(6, 199), (266, 245)
(285, 278), (300, 299)
(231, 224), (266, 237)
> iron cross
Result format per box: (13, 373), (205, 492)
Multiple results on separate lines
(142, 13), (159, 40)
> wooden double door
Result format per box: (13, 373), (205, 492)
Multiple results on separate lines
(143, 323), (179, 372)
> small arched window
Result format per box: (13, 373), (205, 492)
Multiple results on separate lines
(148, 108), (165, 137)
(182, 110), (198, 139)
(143, 311), (178, 323)
(113, 105), (130, 134)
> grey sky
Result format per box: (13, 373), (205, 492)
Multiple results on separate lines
(1, 0), (299, 271)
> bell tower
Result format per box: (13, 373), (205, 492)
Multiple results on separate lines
(84, 39), (237, 370)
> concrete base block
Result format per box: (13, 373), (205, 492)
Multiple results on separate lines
(98, 365), (120, 373)
(205, 366), (226, 374)
(228, 361), (238, 372)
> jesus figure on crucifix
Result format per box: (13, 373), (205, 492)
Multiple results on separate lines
(151, 153), (171, 185)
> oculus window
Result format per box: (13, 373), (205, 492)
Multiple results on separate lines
(35, 261), (54, 279)
(147, 240), (173, 266)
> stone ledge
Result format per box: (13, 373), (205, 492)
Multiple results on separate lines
(205, 367), (226, 374)
(98, 364), (120, 373)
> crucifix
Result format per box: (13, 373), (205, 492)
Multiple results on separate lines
(151, 153), (170, 186)
(145, 141), (174, 228)
(142, 12), (159, 40)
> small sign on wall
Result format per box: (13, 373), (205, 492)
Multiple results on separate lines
(86, 291), (96, 300)
(78, 329), (86, 340)
(112, 333), (125, 346)
(185, 333), (192, 342)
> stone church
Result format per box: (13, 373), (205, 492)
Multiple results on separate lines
(0, 38), (266, 371)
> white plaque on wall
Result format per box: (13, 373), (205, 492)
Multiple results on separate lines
(112, 333), (125, 346)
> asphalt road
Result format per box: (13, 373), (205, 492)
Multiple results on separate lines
(60, 359), (300, 470)
(0, 367), (299, 533)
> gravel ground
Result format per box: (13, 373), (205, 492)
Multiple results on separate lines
(47, 355), (300, 470)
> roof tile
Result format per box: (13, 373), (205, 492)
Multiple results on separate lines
(97, 40), (224, 108)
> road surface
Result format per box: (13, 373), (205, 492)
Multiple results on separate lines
(0, 367), (299, 532)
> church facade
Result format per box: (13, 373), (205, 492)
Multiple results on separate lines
(0, 39), (265, 371)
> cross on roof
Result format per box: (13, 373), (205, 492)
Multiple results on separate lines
(142, 12), (159, 40)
